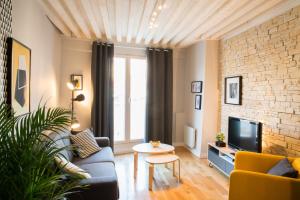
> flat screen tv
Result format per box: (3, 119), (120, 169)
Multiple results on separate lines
(228, 117), (262, 152)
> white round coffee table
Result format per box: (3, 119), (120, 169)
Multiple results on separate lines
(132, 143), (175, 178)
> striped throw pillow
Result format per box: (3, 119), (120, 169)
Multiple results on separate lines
(71, 130), (101, 158)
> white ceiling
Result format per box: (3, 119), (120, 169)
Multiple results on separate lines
(39, 0), (300, 48)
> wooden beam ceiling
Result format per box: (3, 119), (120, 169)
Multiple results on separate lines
(39, 0), (299, 48)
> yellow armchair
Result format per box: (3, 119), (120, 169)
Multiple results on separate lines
(229, 151), (300, 200)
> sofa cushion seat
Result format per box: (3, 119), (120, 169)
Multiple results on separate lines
(73, 147), (114, 165)
(79, 162), (117, 182)
(71, 162), (119, 200)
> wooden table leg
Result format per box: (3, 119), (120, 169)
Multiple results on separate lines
(149, 163), (154, 190)
(134, 151), (138, 179)
(173, 161), (176, 177)
(172, 151), (175, 175)
(178, 159), (181, 183)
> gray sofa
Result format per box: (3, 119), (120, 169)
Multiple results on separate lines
(51, 131), (119, 200)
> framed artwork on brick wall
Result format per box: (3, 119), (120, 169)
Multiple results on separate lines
(7, 38), (31, 116)
(225, 76), (242, 105)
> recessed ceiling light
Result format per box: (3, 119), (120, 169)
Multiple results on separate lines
(158, 5), (162, 10)
(153, 12), (157, 16)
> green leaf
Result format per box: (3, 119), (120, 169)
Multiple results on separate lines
(0, 101), (81, 200)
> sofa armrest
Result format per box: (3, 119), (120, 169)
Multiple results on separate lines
(234, 151), (294, 173)
(95, 137), (110, 147)
(229, 170), (300, 200)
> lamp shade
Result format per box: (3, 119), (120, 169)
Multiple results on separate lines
(67, 82), (75, 90)
(73, 94), (85, 102)
(71, 119), (80, 129)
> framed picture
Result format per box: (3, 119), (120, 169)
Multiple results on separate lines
(7, 38), (31, 116)
(195, 95), (201, 110)
(71, 74), (83, 90)
(191, 81), (202, 93)
(225, 76), (242, 105)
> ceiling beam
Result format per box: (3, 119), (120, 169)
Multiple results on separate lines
(135, 0), (157, 44)
(174, 0), (248, 46)
(127, 0), (145, 43)
(162, 0), (216, 44)
(38, 0), (71, 36)
(79, 0), (102, 38)
(47, 0), (81, 38)
(222, 0), (300, 39)
(115, 0), (127, 42)
(106, 0), (116, 40)
(144, 0), (179, 45)
(90, 0), (105, 37)
(211, 0), (284, 39)
(152, 0), (195, 44)
(131, 0), (146, 42)
(201, 0), (266, 39)
(63, 0), (91, 38)
(170, 0), (227, 45)
(98, 0), (112, 40)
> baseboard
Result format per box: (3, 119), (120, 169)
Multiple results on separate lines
(200, 153), (207, 159)
(114, 150), (133, 155)
(173, 142), (184, 147)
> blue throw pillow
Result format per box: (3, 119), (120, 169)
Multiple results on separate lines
(267, 158), (298, 178)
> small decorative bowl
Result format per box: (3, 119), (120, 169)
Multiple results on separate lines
(150, 140), (160, 148)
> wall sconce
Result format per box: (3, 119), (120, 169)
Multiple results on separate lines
(67, 74), (84, 132)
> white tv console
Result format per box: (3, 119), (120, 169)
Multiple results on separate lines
(207, 143), (236, 177)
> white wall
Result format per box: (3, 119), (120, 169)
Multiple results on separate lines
(184, 42), (206, 156)
(201, 41), (219, 156)
(59, 38), (92, 129)
(12, 0), (62, 108)
(183, 41), (219, 157)
(172, 48), (186, 145)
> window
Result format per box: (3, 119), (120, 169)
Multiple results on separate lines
(113, 57), (147, 143)
(113, 58), (126, 141)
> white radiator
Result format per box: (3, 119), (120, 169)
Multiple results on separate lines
(184, 126), (196, 148)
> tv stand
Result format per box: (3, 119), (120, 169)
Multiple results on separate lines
(207, 143), (236, 177)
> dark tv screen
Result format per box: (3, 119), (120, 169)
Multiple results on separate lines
(228, 117), (262, 152)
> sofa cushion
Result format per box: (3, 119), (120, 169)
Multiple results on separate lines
(71, 130), (101, 158)
(268, 158), (298, 178)
(69, 162), (119, 200)
(78, 162), (117, 180)
(72, 147), (114, 165)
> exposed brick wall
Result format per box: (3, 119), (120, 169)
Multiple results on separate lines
(219, 6), (300, 157)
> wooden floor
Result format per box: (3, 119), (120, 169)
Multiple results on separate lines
(115, 147), (229, 200)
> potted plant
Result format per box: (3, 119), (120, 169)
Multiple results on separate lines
(0, 101), (80, 199)
(215, 132), (226, 147)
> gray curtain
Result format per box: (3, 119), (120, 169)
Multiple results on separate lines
(146, 48), (173, 145)
(91, 41), (114, 150)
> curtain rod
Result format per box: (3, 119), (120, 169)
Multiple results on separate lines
(114, 45), (146, 50)
(96, 41), (171, 51)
